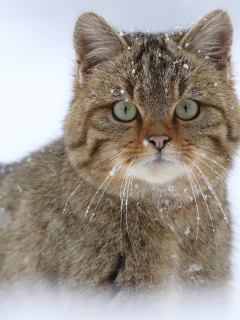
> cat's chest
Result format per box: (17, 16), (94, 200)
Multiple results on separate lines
(78, 188), (201, 246)
(53, 185), (228, 289)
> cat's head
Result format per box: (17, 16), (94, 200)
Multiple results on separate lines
(64, 10), (240, 193)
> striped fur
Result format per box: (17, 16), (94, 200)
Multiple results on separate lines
(0, 10), (240, 301)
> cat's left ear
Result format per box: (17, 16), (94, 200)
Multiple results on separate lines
(180, 9), (233, 79)
(73, 12), (127, 82)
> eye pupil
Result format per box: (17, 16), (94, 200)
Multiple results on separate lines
(175, 99), (199, 121)
(112, 100), (137, 122)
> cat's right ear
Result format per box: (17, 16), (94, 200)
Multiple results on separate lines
(73, 12), (127, 83)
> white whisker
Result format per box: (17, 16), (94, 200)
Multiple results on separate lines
(191, 151), (228, 172)
(91, 161), (123, 217)
(120, 159), (135, 251)
(87, 162), (123, 230)
(125, 162), (136, 254)
(186, 164), (217, 250)
(194, 154), (225, 181)
(193, 152), (240, 201)
(129, 169), (134, 197)
(185, 156), (229, 224)
(183, 162), (200, 245)
(61, 181), (83, 221)
(119, 172), (127, 250)
(85, 156), (125, 217)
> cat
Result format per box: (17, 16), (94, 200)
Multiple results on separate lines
(0, 9), (239, 300)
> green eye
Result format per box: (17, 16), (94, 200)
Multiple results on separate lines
(175, 99), (199, 120)
(112, 101), (137, 122)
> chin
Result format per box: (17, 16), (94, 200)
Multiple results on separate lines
(130, 156), (185, 185)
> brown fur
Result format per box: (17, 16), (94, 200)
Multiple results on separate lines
(0, 10), (240, 299)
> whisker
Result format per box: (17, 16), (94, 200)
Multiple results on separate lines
(119, 164), (130, 250)
(193, 149), (240, 173)
(192, 151), (240, 201)
(87, 158), (124, 230)
(93, 152), (122, 173)
(61, 181), (83, 221)
(187, 163), (217, 249)
(195, 144), (240, 171)
(194, 146), (224, 157)
(119, 170), (127, 251)
(125, 160), (136, 254)
(184, 156), (229, 224)
(120, 159), (135, 252)
(129, 167), (134, 197)
(120, 162), (133, 216)
(85, 156), (125, 217)
(193, 154), (226, 180)
(191, 150), (228, 171)
(183, 162), (200, 246)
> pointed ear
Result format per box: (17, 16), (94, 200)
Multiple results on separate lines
(180, 10), (233, 78)
(73, 12), (127, 81)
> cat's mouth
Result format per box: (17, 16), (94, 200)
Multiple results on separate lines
(151, 154), (169, 165)
(128, 154), (185, 185)
(142, 153), (174, 167)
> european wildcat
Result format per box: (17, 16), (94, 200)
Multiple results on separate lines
(0, 9), (239, 299)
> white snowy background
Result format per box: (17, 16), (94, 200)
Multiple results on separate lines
(0, 0), (240, 319)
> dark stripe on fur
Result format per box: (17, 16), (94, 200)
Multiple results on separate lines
(206, 135), (225, 152)
(89, 139), (111, 158)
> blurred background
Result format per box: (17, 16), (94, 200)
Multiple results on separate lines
(0, 0), (240, 318)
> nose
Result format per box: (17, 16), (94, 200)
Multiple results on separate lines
(148, 135), (169, 151)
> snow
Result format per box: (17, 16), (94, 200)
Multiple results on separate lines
(188, 263), (202, 272)
(17, 186), (22, 192)
(142, 139), (149, 147)
(109, 166), (116, 176)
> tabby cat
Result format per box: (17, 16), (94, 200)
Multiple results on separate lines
(0, 9), (239, 299)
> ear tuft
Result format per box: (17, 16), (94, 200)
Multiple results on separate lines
(73, 12), (127, 80)
(180, 10), (233, 77)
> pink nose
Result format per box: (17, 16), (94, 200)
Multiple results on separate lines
(148, 135), (169, 150)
